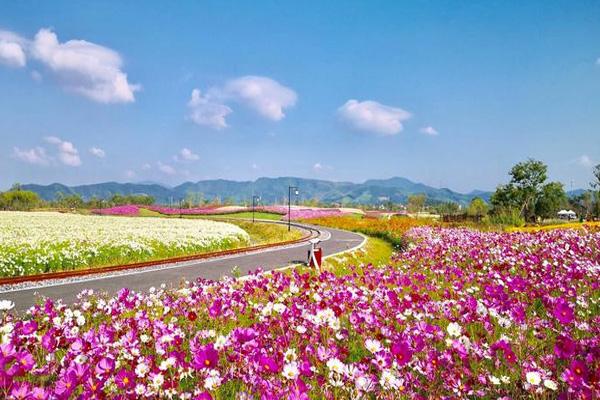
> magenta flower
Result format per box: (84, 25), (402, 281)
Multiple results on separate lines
(554, 335), (577, 359)
(54, 371), (77, 398)
(9, 382), (31, 400)
(30, 387), (49, 400)
(94, 357), (115, 376)
(192, 344), (219, 370)
(115, 369), (135, 390)
(15, 351), (35, 372)
(552, 298), (574, 324)
(194, 393), (213, 400)
(391, 341), (413, 366)
(209, 299), (222, 318)
(259, 355), (280, 373)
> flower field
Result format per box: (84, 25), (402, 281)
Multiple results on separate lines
(0, 212), (250, 277)
(93, 204), (353, 221)
(1, 226), (598, 398)
(302, 215), (431, 247)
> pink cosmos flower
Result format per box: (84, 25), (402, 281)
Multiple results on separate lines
(554, 335), (577, 359)
(391, 341), (413, 366)
(15, 351), (35, 372)
(259, 355), (280, 373)
(192, 344), (219, 370)
(552, 298), (574, 324)
(115, 369), (135, 390)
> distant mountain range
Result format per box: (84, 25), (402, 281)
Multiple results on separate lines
(22, 177), (496, 206)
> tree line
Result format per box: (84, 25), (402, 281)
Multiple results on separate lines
(0, 184), (155, 211)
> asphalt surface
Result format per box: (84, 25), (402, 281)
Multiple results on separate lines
(1, 223), (364, 312)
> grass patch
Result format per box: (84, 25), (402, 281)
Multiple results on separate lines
(224, 220), (304, 246)
(210, 211), (283, 220)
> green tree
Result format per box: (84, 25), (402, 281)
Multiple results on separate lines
(535, 182), (567, 219)
(491, 159), (548, 222)
(467, 197), (488, 218)
(407, 194), (426, 213)
(0, 190), (41, 210)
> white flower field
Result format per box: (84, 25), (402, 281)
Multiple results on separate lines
(0, 211), (250, 277)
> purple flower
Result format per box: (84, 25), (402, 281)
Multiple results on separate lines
(554, 335), (577, 359)
(94, 357), (115, 376)
(391, 341), (413, 366)
(115, 368), (135, 390)
(552, 298), (574, 324)
(259, 355), (280, 373)
(194, 393), (213, 400)
(54, 371), (77, 398)
(15, 351), (35, 372)
(192, 344), (219, 370)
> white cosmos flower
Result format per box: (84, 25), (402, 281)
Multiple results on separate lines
(544, 379), (558, 391)
(526, 371), (541, 386)
(446, 322), (462, 337)
(0, 300), (15, 311)
(282, 362), (299, 380)
(365, 339), (382, 354)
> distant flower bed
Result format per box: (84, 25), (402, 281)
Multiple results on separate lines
(92, 205), (140, 216)
(146, 206), (244, 216)
(1, 226), (597, 398)
(0, 211), (249, 277)
(284, 208), (347, 220)
(302, 214), (430, 247)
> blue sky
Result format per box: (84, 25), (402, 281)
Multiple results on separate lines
(1, 1), (599, 192)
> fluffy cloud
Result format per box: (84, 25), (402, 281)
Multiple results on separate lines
(187, 76), (297, 129)
(30, 29), (139, 103)
(313, 162), (323, 171)
(338, 99), (411, 136)
(89, 147), (106, 158)
(577, 155), (594, 168)
(221, 76), (297, 121)
(187, 89), (232, 129)
(157, 161), (176, 175)
(45, 136), (81, 166)
(0, 31), (26, 67)
(12, 147), (50, 165)
(420, 126), (439, 136)
(0, 28), (139, 103)
(174, 148), (199, 162)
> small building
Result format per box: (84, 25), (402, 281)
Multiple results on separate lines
(557, 209), (577, 220)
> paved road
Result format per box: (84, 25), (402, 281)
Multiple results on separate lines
(1, 223), (364, 312)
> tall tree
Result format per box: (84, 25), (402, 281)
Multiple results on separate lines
(467, 197), (488, 218)
(535, 182), (567, 219)
(491, 159), (548, 222)
(407, 194), (427, 213)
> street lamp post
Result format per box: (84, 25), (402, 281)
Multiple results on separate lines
(252, 195), (260, 223)
(288, 186), (299, 231)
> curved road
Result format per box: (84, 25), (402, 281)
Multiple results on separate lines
(1, 222), (364, 312)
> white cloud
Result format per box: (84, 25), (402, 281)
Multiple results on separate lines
(141, 163), (152, 170)
(44, 136), (81, 166)
(251, 163), (259, 170)
(157, 161), (176, 175)
(0, 30), (27, 68)
(174, 147), (199, 162)
(220, 76), (297, 121)
(30, 28), (139, 103)
(187, 76), (297, 129)
(187, 89), (232, 129)
(89, 147), (105, 158)
(420, 126), (439, 136)
(12, 147), (50, 165)
(577, 155), (594, 168)
(313, 162), (323, 171)
(338, 99), (411, 136)
(125, 170), (136, 178)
